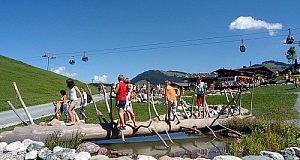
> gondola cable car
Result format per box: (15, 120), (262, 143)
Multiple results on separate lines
(82, 51), (88, 62)
(69, 56), (75, 65)
(240, 39), (246, 52)
(286, 28), (295, 45)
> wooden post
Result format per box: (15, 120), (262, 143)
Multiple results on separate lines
(85, 83), (105, 123)
(7, 101), (28, 126)
(101, 84), (113, 123)
(165, 129), (174, 144)
(147, 82), (151, 121)
(151, 94), (161, 121)
(12, 82), (34, 125)
(191, 84), (196, 118)
(250, 80), (254, 115)
(152, 127), (169, 148)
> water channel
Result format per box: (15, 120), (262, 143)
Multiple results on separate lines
(93, 132), (229, 159)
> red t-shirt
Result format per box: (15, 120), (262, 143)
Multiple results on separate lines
(116, 81), (126, 100)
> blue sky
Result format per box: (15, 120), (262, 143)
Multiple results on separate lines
(1, 1), (300, 84)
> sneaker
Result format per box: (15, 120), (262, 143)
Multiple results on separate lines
(85, 117), (89, 123)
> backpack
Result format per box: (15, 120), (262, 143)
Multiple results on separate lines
(86, 94), (92, 103)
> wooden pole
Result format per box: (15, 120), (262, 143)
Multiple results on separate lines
(151, 94), (161, 121)
(165, 129), (174, 144)
(7, 101), (28, 126)
(147, 82), (151, 121)
(250, 80), (255, 115)
(85, 83), (104, 123)
(152, 127), (169, 148)
(101, 84), (113, 123)
(12, 82), (34, 125)
(191, 85), (196, 118)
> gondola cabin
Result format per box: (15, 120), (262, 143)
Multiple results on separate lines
(286, 35), (294, 44)
(82, 56), (88, 62)
(240, 44), (246, 52)
(69, 59), (75, 65)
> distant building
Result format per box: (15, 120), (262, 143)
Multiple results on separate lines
(235, 65), (274, 78)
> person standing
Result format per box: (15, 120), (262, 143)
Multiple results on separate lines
(66, 78), (82, 125)
(80, 87), (89, 123)
(59, 90), (68, 122)
(196, 77), (209, 118)
(124, 84), (138, 127)
(112, 74), (127, 130)
(164, 80), (180, 123)
(295, 77), (299, 88)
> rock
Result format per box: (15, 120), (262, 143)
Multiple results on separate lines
(242, 155), (272, 160)
(38, 147), (52, 160)
(260, 151), (284, 160)
(48, 119), (63, 126)
(137, 155), (157, 160)
(77, 142), (101, 154)
(22, 138), (45, 147)
(158, 155), (172, 160)
(98, 147), (108, 155)
(0, 142), (7, 151)
(46, 148), (76, 159)
(90, 155), (110, 160)
(53, 146), (64, 153)
(26, 143), (44, 152)
(74, 151), (91, 160)
(25, 150), (38, 160)
(291, 147), (300, 157)
(213, 155), (242, 160)
(3, 141), (23, 152)
(278, 147), (295, 160)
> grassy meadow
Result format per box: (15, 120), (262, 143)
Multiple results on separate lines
(0, 55), (98, 111)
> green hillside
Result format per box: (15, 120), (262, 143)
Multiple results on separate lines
(0, 55), (98, 111)
(131, 70), (187, 86)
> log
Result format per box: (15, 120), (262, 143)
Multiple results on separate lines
(0, 116), (237, 143)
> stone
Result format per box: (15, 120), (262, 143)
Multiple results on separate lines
(137, 155), (157, 160)
(278, 147), (295, 160)
(213, 155), (242, 160)
(26, 143), (44, 152)
(3, 141), (23, 152)
(25, 150), (38, 160)
(90, 155), (110, 160)
(291, 147), (300, 157)
(158, 155), (172, 160)
(74, 151), (91, 160)
(48, 119), (62, 126)
(77, 142), (101, 154)
(38, 147), (52, 160)
(242, 155), (272, 160)
(46, 148), (76, 159)
(22, 138), (45, 147)
(0, 142), (7, 151)
(260, 151), (284, 160)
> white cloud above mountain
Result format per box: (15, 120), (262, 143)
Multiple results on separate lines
(229, 16), (282, 36)
(51, 66), (77, 78)
(93, 75), (108, 83)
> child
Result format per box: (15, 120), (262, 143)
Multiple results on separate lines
(112, 74), (127, 130)
(196, 77), (209, 118)
(59, 90), (68, 122)
(124, 84), (138, 127)
(164, 80), (180, 124)
(66, 78), (82, 126)
(51, 101), (60, 120)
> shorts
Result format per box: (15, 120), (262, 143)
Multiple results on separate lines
(60, 104), (68, 116)
(80, 107), (86, 114)
(167, 100), (177, 110)
(197, 94), (205, 107)
(69, 100), (77, 106)
(116, 100), (126, 109)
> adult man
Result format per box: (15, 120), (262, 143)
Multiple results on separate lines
(80, 87), (89, 122)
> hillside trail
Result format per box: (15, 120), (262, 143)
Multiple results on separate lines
(0, 94), (104, 129)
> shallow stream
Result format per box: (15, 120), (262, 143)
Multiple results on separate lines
(93, 132), (228, 159)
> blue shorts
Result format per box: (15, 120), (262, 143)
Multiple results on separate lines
(116, 100), (126, 109)
(60, 104), (68, 116)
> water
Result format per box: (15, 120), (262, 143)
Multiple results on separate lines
(93, 132), (228, 159)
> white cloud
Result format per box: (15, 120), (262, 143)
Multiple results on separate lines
(51, 66), (77, 78)
(93, 75), (108, 83)
(229, 16), (282, 36)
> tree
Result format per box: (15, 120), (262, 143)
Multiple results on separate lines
(285, 46), (297, 73)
